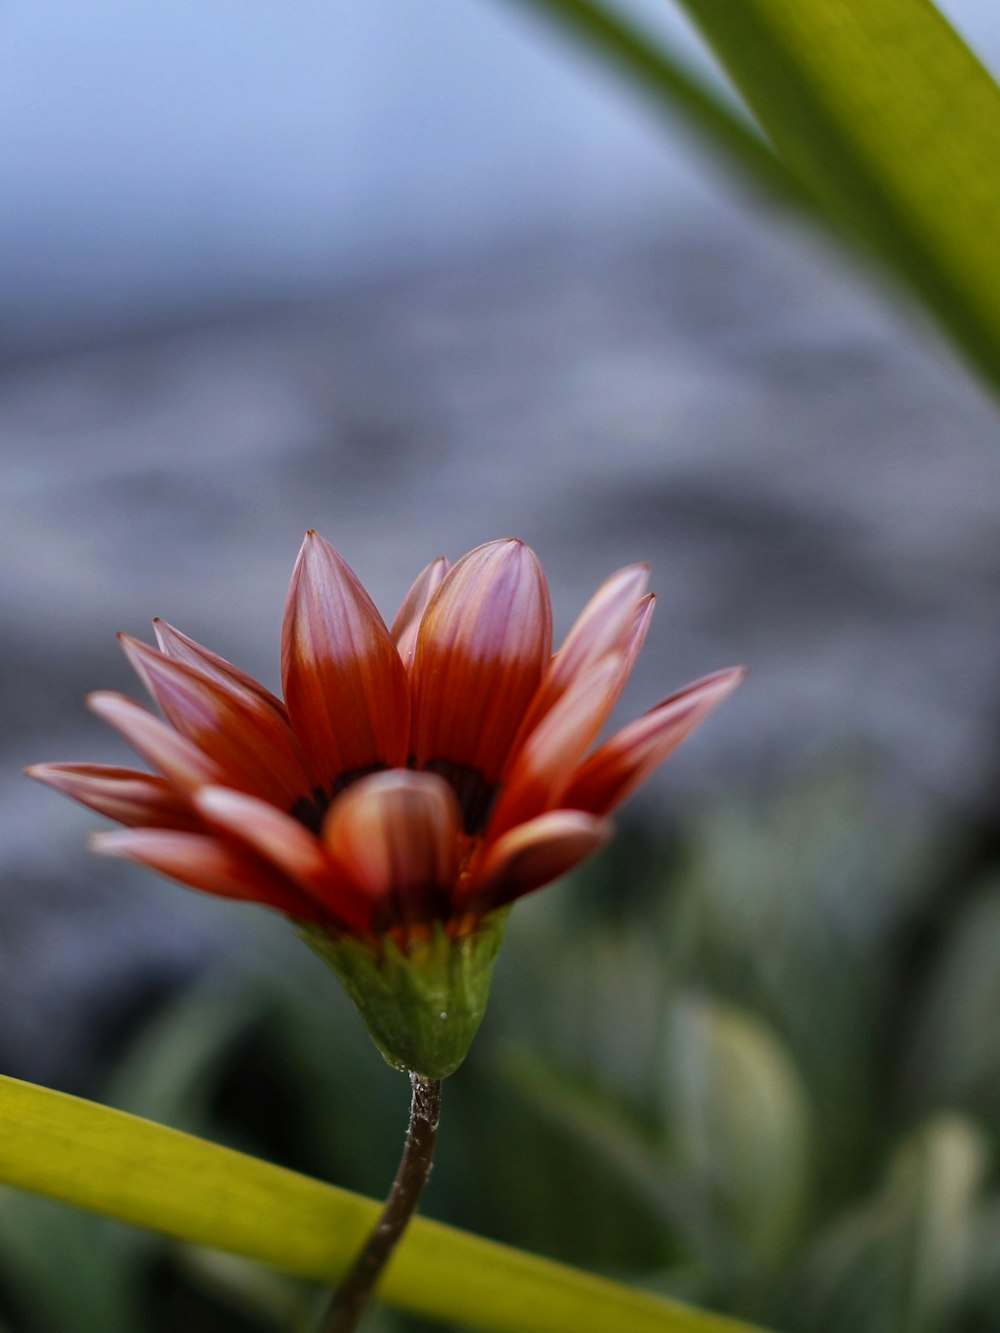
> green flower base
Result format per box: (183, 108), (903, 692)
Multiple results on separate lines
(298, 912), (509, 1079)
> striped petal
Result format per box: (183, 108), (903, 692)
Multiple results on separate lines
(510, 569), (651, 756)
(193, 787), (373, 933)
(153, 620), (289, 722)
(88, 692), (226, 791)
(623, 594), (655, 675)
(25, 762), (200, 830)
(390, 557), (450, 670)
(120, 635), (310, 809)
(281, 532), (409, 792)
(469, 810), (611, 911)
(322, 770), (462, 926)
(548, 565), (649, 697)
(564, 667), (747, 815)
(488, 655), (625, 838)
(91, 829), (321, 919)
(412, 540), (552, 792)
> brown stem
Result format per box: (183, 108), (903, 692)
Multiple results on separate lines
(318, 1072), (442, 1333)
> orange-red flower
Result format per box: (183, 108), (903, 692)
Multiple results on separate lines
(31, 534), (744, 1076)
(29, 533), (743, 943)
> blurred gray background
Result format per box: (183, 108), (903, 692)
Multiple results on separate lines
(3, 0), (1000, 1088)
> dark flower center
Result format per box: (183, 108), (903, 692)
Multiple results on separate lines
(290, 763), (389, 833)
(421, 759), (496, 836)
(290, 759), (496, 838)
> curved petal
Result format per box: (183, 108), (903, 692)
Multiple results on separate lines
(281, 532), (409, 792)
(411, 539), (552, 790)
(468, 809), (611, 911)
(564, 667), (747, 815)
(153, 620), (289, 722)
(91, 829), (321, 920)
(623, 593), (655, 675)
(322, 770), (462, 926)
(120, 635), (311, 809)
(194, 787), (373, 934)
(510, 569), (651, 756)
(88, 692), (226, 791)
(488, 654), (625, 838)
(551, 565), (650, 694)
(390, 556), (450, 670)
(25, 762), (200, 831)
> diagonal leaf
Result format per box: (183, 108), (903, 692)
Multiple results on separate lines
(501, 0), (818, 219)
(0, 1073), (765, 1333)
(671, 0), (1000, 392)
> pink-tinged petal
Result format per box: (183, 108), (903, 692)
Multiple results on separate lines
(194, 787), (373, 934)
(412, 539), (552, 790)
(489, 655), (626, 838)
(623, 593), (655, 675)
(468, 810), (611, 911)
(153, 619), (289, 722)
(390, 557), (450, 670)
(120, 635), (310, 809)
(25, 763), (200, 831)
(552, 565), (650, 694)
(510, 568), (651, 755)
(322, 770), (462, 925)
(281, 531), (409, 791)
(91, 829), (322, 920)
(564, 667), (747, 815)
(88, 692), (226, 791)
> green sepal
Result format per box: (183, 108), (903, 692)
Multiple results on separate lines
(297, 912), (509, 1079)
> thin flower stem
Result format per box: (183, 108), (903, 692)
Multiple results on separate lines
(317, 1072), (442, 1333)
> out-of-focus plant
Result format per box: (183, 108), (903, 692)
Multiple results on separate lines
(5, 775), (1000, 1331)
(504, 0), (1000, 396)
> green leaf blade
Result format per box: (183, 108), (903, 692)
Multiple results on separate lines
(672, 0), (1000, 390)
(503, 0), (817, 218)
(0, 1073), (766, 1333)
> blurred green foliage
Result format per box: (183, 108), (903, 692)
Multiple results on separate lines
(506, 0), (1000, 396)
(2, 774), (998, 1331)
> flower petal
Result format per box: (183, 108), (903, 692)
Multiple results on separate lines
(322, 770), (462, 926)
(390, 557), (450, 670)
(88, 692), (226, 791)
(281, 532), (409, 792)
(623, 593), (655, 675)
(551, 565), (650, 695)
(488, 654), (625, 838)
(193, 787), (373, 933)
(91, 829), (321, 919)
(153, 619), (289, 722)
(564, 667), (747, 815)
(120, 635), (311, 808)
(412, 539), (552, 793)
(25, 762), (199, 830)
(509, 569), (651, 757)
(468, 809), (611, 911)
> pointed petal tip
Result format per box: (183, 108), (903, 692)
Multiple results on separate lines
(696, 665), (748, 699)
(86, 689), (124, 713)
(24, 761), (99, 787)
(412, 536), (552, 780)
(282, 528), (409, 780)
(117, 630), (147, 656)
(89, 830), (129, 857)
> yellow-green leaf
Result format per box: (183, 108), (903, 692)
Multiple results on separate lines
(501, 0), (817, 218)
(672, 0), (1000, 392)
(0, 1074), (765, 1333)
